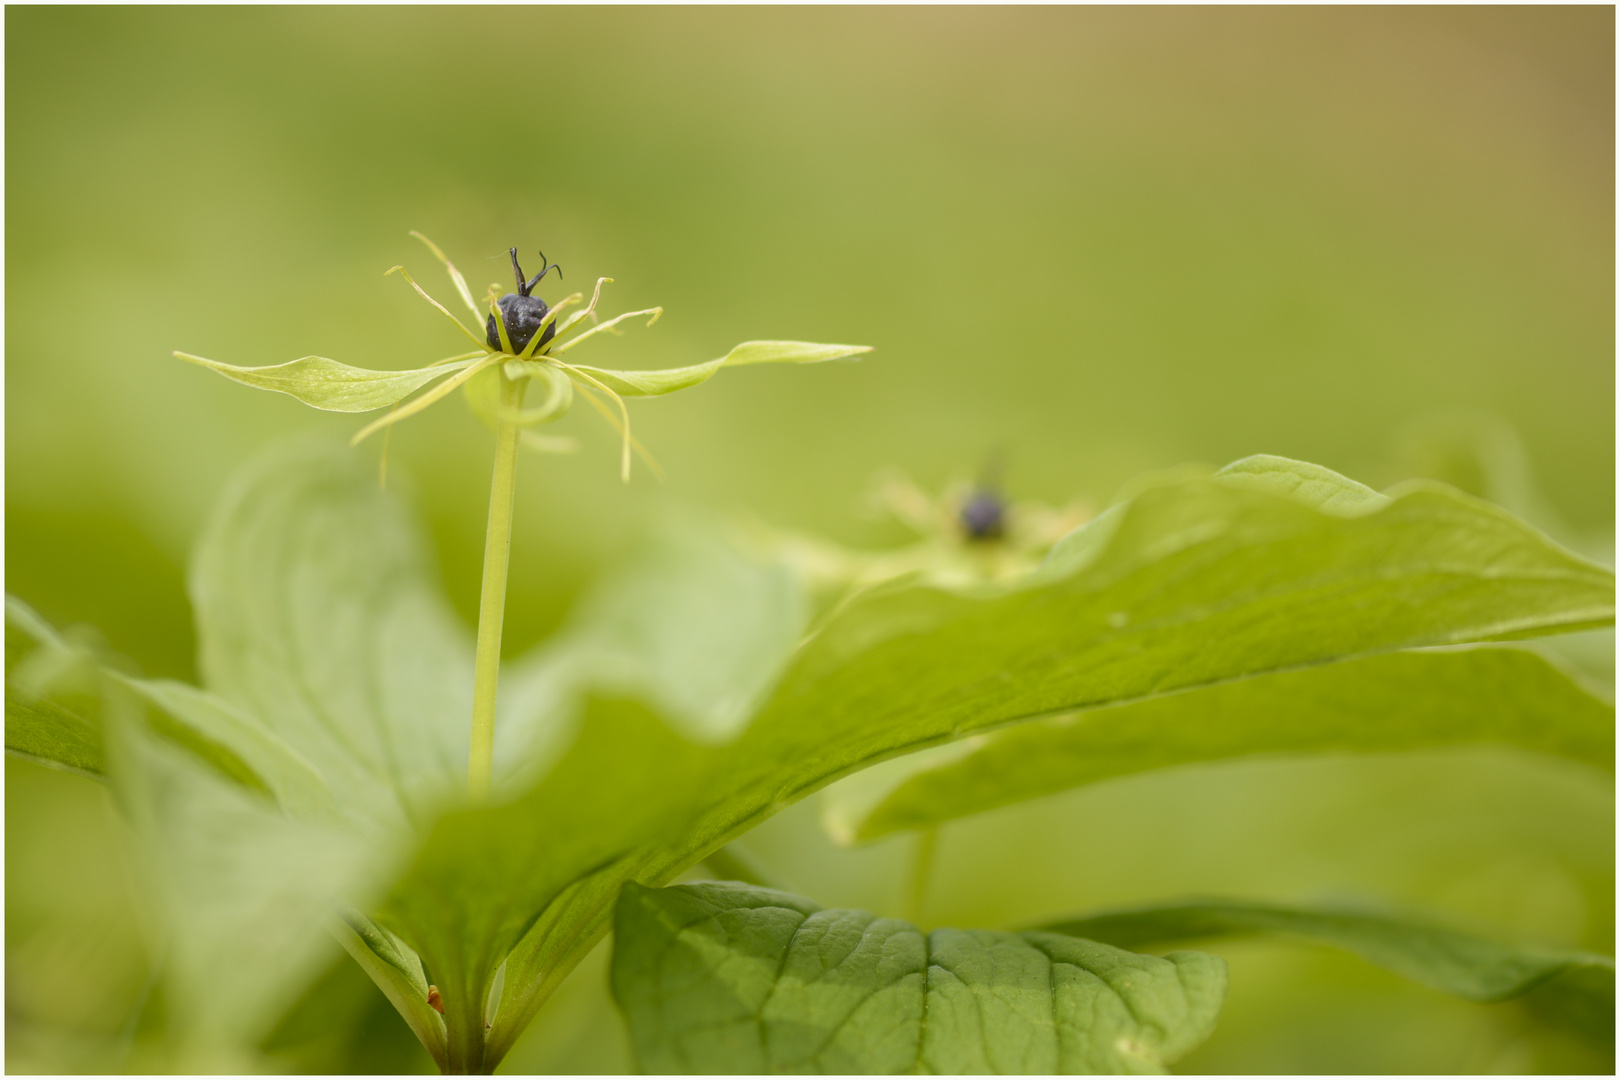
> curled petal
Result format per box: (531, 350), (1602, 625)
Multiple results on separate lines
(550, 307), (663, 355)
(551, 277), (615, 343)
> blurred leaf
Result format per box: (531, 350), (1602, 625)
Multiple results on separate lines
(564, 340), (871, 398)
(5, 597), (392, 1064)
(189, 438), (477, 832)
(1213, 453), (1390, 514)
(6, 596), (104, 778)
(105, 688), (384, 1065)
(174, 351), (483, 413)
(552, 518), (809, 744)
(384, 455), (1610, 1068)
(130, 677), (341, 823)
(611, 881), (1227, 1074)
(1036, 898), (1615, 1046)
(259, 944), (439, 1074)
(60, 445), (1604, 1068)
(822, 645), (1614, 843)
(5, 596), (335, 814)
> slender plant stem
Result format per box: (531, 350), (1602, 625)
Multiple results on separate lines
(905, 827), (939, 926)
(469, 371), (526, 801)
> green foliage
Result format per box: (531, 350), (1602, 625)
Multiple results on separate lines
(823, 646), (1613, 843)
(611, 881), (1228, 1074)
(1037, 899), (1614, 1044)
(4, 445), (1611, 1072)
(5, 598), (105, 779)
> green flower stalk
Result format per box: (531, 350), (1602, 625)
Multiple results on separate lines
(177, 232), (869, 801)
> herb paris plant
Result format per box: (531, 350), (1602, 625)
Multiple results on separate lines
(2, 233), (1608, 1075)
(175, 232), (871, 803)
(7, 442), (1612, 1072)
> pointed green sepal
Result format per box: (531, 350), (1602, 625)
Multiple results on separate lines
(175, 351), (483, 413)
(568, 339), (871, 398)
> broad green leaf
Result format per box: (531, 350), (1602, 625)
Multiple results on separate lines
(190, 439), (477, 831)
(4, 682), (102, 778)
(822, 645), (1614, 843)
(565, 340), (870, 398)
(1212, 453), (1390, 515)
(175, 351), (482, 413)
(5, 596), (338, 818)
(1035, 898), (1615, 1045)
(6, 596), (104, 777)
(554, 518), (809, 743)
(104, 687), (385, 1064)
(8, 601), (418, 1065)
(175, 448), (1610, 1067)
(131, 677), (343, 824)
(611, 881), (1227, 1074)
(377, 455), (1611, 1069)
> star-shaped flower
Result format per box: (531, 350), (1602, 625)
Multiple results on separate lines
(176, 231), (870, 481)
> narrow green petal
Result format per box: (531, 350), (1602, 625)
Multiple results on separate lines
(409, 230), (481, 324)
(175, 352), (480, 413)
(548, 277), (615, 345)
(385, 265), (489, 349)
(548, 306), (663, 354)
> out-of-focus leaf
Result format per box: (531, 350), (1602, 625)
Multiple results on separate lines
(1212, 453), (1390, 514)
(149, 447), (1614, 1067)
(554, 519), (809, 744)
(1036, 898), (1615, 1046)
(130, 678), (341, 823)
(564, 340), (870, 398)
(6, 595), (389, 1064)
(6, 596), (104, 777)
(175, 351), (482, 413)
(612, 881), (1227, 1074)
(190, 439), (476, 831)
(5, 596), (337, 817)
(105, 691), (384, 1065)
(822, 645), (1614, 842)
(382, 456), (1611, 1069)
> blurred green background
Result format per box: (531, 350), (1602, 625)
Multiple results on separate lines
(6, 7), (1613, 1074)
